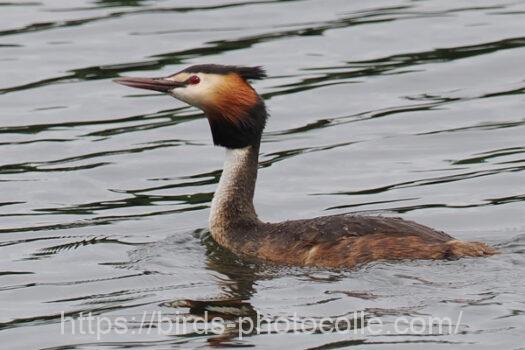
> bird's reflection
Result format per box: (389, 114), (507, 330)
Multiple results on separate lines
(159, 229), (260, 345)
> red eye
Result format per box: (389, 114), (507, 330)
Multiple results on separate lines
(187, 75), (200, 85)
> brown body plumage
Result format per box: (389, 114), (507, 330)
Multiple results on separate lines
(115, 64), (496, 268)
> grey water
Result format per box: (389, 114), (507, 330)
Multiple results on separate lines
(1, 0), (525, 349)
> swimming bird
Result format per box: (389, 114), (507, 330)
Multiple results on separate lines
(114, 64), (496, 268)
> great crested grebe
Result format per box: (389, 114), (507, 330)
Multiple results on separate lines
(115, 64), (496, 268)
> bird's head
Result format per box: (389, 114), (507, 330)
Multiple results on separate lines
(114, 64), (267, 149)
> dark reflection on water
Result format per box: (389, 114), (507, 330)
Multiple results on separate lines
(1, 0), (525, 348)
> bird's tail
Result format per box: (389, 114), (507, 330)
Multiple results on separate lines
(445, 240), (497, 258)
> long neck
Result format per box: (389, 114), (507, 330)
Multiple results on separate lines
(209, 142), (261, 241)
(206, 92), (267, 247)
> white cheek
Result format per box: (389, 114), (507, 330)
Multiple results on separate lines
(170, 87), (189, 103)
(170, 82), (213, 109)
(170, 87), (201, 107)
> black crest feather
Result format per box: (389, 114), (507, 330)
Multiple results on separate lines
(181, 64), (266, 81)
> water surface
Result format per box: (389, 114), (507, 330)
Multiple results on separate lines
(1, 0), (525, 349)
